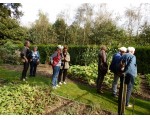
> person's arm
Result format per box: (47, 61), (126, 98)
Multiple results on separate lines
(21, 47), (28, 62)
(65, 53), (70, 62)
(50, 52), (57, 64)
(37, 51), (40, 61)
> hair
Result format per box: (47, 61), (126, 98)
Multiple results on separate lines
(63, 45), (68, 50)
(100, 45), (107, 51)
(33, 46), (38, 49)
(24, 40), (30, 46)
(127, 47), (135, 52)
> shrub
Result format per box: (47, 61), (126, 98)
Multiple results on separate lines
(0, 41), (21, 64)
(135, 47), (150, 74)
(68, 64), (114, 87)
(145, 74), (150, 87)
(1, 43), (150, 74)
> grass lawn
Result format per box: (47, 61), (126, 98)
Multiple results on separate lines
(0, 67), (149, 115)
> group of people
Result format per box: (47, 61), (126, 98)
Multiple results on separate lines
(20, 40), (137, 110)
(20, 41), (40, 81)
(96, 45), (137, 108)
(20, 41), (70, 89)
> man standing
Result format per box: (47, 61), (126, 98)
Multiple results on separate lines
(96, 45), (108, 94)
(109, 47), (127, 97)
(20, 40), (31, 81)
(119, 47), (137, 108)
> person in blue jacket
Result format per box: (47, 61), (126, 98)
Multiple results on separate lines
(29, 46), (40, 77)
(109, 47), (127, 97)
(119, 47), (137, 108)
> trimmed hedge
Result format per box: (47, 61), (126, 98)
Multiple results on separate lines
(135, 47), (150, 74)
(13, 44), (150, 74)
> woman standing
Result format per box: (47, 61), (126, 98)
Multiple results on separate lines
(30, 46), (40, 77)
(58, 46), (70, 85)
(50, 45), (63, 89)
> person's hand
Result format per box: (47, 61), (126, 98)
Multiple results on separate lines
(25, 58), (28, 62)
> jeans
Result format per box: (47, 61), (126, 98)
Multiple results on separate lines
(30, 61), (37, 76)
(112, 73), (120, 95)
(21, 61), (29, 79)
(58, 69), (68, 83)
(52, 66), (60, 87)
(119, 74), (135, 106)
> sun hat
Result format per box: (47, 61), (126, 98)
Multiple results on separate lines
(57, 45), (64, 50)
(118, 47), (127, 52)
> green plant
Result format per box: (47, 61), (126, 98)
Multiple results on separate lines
(133, 75), (141, 94)
(145, 74), (150, 87)
(0, 41), (21, 64)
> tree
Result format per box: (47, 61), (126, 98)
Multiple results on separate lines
(0, 3), (26, 44)
(0, 3), (23, 19)
(53, 18), (67, 44)
(0, 17), (28, 43)
(74, 3), (94, 45)
(139, 23), (150, 45)
(29, 10), (54, 44)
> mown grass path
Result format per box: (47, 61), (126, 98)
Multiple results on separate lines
(0, 64), (149, 115)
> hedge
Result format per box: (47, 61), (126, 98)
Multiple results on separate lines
(135, 47), (150, 74)
(13, 44), (150, 74)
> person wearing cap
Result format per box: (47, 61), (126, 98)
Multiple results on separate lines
(58, 45), (70, 85)
(29, 46), (40, 77)
(118, 47), (137, 108)
(50, 45), (63, 89)
(109, 47), (127, 97)
(96, 45), (108, 94)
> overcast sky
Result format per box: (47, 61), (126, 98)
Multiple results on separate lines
(3, 0), (150, 27)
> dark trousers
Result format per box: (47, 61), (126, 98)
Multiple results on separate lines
(96, 69), (105, 91)
(21, 61), (29, 79)
(58, 69), (68, 83)
(30, 61), (37, 76)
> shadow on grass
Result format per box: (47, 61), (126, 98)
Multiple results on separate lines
(70, 79), (150, 115)
(69, 80), (118, 114)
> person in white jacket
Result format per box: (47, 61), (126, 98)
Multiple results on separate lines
(58, 45), (70, 85)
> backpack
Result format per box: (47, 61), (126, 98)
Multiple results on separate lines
(49, 53), (61, 67)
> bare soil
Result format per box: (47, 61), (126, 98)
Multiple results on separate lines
(134, 75), (150, 100)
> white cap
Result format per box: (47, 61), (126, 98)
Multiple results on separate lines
(57, 45), (64, 50)
(127, 47), (135, 52)
(118, 47), (127, 52)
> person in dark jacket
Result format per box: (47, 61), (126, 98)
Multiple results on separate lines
(20, 40), (31, 81)
(29, 46), (40, 77)
(96, 45), (108, 94)
(109, 47), (127, 97)
(119, 47), (137, 108)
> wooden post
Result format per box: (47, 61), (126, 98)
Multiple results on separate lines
(118, 74), (127, 115)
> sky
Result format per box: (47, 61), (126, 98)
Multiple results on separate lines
(2, 0), (150, 27)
